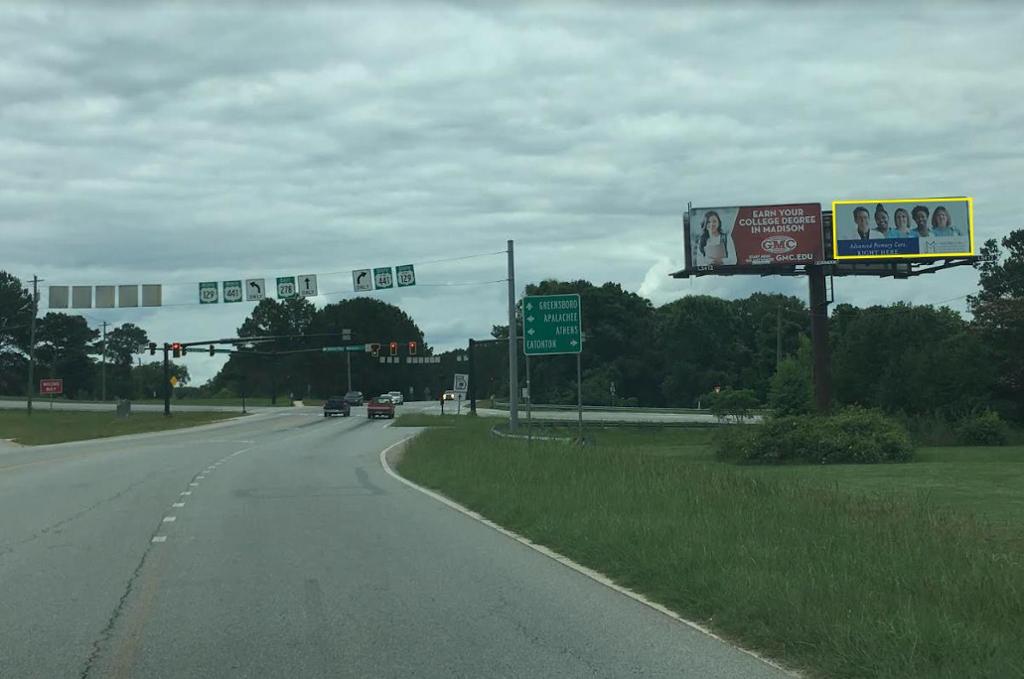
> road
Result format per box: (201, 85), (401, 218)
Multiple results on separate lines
(0, 398), (266, 414)
(1, 404), (788, 678)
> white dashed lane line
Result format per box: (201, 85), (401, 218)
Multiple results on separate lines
(162, 516), (176, 523)
(180, 491), (191, 496)
(151, 536), (167, 543)
(172, 502), (185, 508)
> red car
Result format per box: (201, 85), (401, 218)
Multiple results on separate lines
(367, 396), (395, 419)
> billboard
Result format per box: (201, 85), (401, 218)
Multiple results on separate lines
(685, 203), (823, 269)
(832, 197), (973, 260)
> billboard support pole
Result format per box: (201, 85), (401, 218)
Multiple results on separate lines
(808, 264), (832, 413)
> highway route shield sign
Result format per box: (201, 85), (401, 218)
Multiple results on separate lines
(396, 264), (416, 287)
(453, 373), (469, 394)
(352, 269), (372, 292)
(245, 279), (265, 301)
(523, 293), (582, 355)
(276, 276), (297, 300)
(298, 274), (318, 297)
(199, 282), (219, 304)
(223, 280), (243, 303)
(374, 267), (394, 290)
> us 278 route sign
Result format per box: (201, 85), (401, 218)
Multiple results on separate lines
(522, 293), (582, 356)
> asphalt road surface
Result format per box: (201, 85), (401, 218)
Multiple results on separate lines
(1, 406), (789, 678)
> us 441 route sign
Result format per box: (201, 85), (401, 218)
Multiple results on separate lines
(522, 293), (582, 356)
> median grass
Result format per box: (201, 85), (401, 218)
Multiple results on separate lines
(397, 418), (1024, 679)
(0, 410), (240, 446)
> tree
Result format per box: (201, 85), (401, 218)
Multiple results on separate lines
(969, 231), (1024, 419)
(0, 271), (33, 395)
(131, 361), (189, 399)
(102, 323), (150, 366)
(769, 338), (812, 416)
(34, 313), (99, 398)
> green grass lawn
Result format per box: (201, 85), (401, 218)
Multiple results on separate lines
(0, 395), (289, 407)
(397, 418), (1024, 679)
(0, 410), (241, 445)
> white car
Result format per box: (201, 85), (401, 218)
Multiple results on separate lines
(387, 391), (404, 405)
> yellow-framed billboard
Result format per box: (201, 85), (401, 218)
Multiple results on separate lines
(831, 197), (973, 260)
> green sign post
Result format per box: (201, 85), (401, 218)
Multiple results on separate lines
(522, 293), (582, 356)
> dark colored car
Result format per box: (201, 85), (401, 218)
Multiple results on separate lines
(323, 396), (351, 417)
(367, 396), (396, 419)
(343, 391), (364, 406)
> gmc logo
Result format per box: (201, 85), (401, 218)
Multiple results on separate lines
(761, 236), (797, 254)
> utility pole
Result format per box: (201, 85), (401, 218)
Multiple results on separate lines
(506, 239), (519, 431)
(26, 275), (39, 415)
(101, 321), (108, 402)
(468, 338), (477, 415)
(162, 343), (171, 416)
(776, 306), (782, 370)
(346, 350), (352, 393)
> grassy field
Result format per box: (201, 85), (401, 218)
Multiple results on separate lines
(397, 417), (1024, 679)
(0, 410), (241, 445)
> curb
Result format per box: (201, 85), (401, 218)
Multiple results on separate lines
(378, 437), (800, 678)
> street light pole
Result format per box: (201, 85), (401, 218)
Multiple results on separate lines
(507, 240), (519, 431)
(26, 275), (39, 416)
(101, 321), (108, 402)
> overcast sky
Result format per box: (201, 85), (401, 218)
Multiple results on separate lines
(3, 3), (1022, 382)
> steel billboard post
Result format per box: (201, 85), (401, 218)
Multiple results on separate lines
(808, 264), (832, 413)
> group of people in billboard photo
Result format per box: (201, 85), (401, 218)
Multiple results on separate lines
(850, 203), (962, 240)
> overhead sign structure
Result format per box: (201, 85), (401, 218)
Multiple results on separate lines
(223, 280), (243, 303)
(374, 267), (394, 290)
(199, 282), (219, 304)
(298, 274), (318, 297)
(523, 293), (583, 356)
(396, 264), (416, 287)
(39, 378), (63, 395)
(246, 278), (265, 301)
(685, 203), (823, 269)
(352, 269), (372, 292)
(276, 276), (297, 300)
(832, 197), (974, 260)
(453, 373), (469, 394)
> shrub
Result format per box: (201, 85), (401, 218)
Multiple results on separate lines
(768, 356), (812, 416)
(707, 388), (760, 423)
(957, 411), (1009, 446)
(716, 406), (913, 464)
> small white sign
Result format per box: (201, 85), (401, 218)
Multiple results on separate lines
(352, 269), (372, 292)
(454, 373), (469, 394)
(298, 274), (318, 297)
(246, 279), (265, 301)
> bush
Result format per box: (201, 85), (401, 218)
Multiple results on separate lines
(707, 388), (760, 423)
(768, 356), (812, 416)
(716, 406), (913, 464)
(957, 411), (1009, 446)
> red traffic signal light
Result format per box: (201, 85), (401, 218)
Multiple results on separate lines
(171, 342), (182, 358)
(407, 341), (417, 356)
(389, 341), (398, 357)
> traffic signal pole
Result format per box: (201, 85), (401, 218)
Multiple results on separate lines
(162, 343), (171, 416)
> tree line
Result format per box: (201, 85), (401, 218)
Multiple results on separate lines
(1, 228), (1020, 417)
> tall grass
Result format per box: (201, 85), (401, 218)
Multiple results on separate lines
(398, 421), (1024, 679)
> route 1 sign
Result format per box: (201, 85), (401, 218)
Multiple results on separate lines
(199, 282), (219, 304)
(245, 278), (265, 301)
(374, 267), (394, 290)
(276, 276), (297, 300)
(223, 280), (243, 303)
(298, 274), (318, 297)
(523, 293), (582, 356)
(396, 264), (416, 287)
(352, 269), (372, 292)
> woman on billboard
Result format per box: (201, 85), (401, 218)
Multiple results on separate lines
(931, 206), (961, 237)
(912, 205), (931, 237)
(893, 208), (914, 237)
(697, 210), (736, 266)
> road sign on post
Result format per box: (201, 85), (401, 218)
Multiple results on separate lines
(199, 282), (219, 304)
(223, 280), (243, 303)
(522, 294), (583, 355)
(453, 373), (469, 394)
(39, 378), (63, 395)
(276, 277), (297, 300)
(245, 279), (265, 301)
(396, 264), (416, 287)
(298, 274), (318, 297)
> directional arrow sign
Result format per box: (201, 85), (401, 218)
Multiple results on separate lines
(352, 269), (372, 292)
(246, 278), (265, 301)
(522, 293), (582, 356)
(298, 274), (318, 297)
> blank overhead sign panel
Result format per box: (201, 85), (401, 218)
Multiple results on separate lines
(96, 285), (116, 308)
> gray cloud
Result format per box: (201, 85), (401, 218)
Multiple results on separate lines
(3, 3), (1021, 381)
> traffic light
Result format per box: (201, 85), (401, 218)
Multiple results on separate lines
(171, 342), (182, 358)
(148, 342), (157, 356)
(209, 345), (215, 356)
(407, 340), (417, 356)
(369, 343), (381, 357)
(389, 341), (398, 357)
(181, 345), (188, 356)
